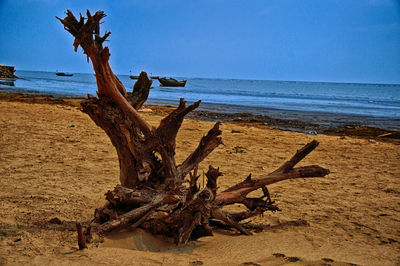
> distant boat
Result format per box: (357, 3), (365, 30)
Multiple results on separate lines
(56, 72), (73, 76)
(130, 75), (160, 80)
(158, 77), (187, 87)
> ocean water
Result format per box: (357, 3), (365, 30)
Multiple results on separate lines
(1, 70), (399, 130)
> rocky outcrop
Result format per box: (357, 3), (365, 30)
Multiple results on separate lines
(0, 65), (18, 79)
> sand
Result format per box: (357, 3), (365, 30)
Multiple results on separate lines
(0, 98), (399, 265)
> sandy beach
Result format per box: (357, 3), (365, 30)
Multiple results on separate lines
(0, 95), (399, 265)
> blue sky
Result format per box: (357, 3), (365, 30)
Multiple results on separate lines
(0, 0), (399, 83)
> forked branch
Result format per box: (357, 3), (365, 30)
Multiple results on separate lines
(178, 122), (223, 179)
(57, 9), (152, 136)
(215, 140), (330, 206)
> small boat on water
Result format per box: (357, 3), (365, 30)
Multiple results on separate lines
(56, 72), (73, 77)
(158, 77), (187, 87)
(130, 75), (160, 80)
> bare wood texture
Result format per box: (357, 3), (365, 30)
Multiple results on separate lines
(211, 209), (252, 235)
(127, 71), (152, 110)
(96, 195), (164, 234)
(57, 10), (152, 136)
(80, 96), (155, 187)
(80, 94), (222, 187)
(76, 223), (87, 249)
(215, 141), (330, 206)
(177, 122), (223, 180)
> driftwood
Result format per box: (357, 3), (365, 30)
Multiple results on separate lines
(57, 10), (330, 247)
(76, 223), (87, 249)
(127, 71), (152, 110)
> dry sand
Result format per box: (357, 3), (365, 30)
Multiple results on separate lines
(0, 98), (399, 265)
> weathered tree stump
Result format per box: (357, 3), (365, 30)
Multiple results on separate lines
(57, 10), (330, 246)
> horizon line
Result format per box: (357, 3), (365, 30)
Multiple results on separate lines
(14, 68), (400, 86)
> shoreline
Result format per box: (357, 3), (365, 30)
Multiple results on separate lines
(2, 72), (399, 131)
(149, 98), (400, 131)
(1, 91), (399, 143)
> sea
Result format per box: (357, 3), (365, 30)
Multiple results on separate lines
(1, 70), (399, 130)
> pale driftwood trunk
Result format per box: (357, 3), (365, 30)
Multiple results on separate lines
(57, 10), (330, 246)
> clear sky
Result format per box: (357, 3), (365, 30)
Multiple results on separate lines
(0, 0), (399, 83)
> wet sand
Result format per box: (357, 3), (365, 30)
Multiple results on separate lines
(0, 94), (399, 265)
(1, 92), (399, 143)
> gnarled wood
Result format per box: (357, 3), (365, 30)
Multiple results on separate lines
(76, 223), (87, 249)
(95, 195), (164, 234)
(58, 10), (330, 245)
(177, 122), (223, 180)
(215, 141), (330, 206)
(57, 10), (152, 137)
(127, 71), (152, 110)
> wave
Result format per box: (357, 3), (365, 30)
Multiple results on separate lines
(2, 70), (399, 122)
